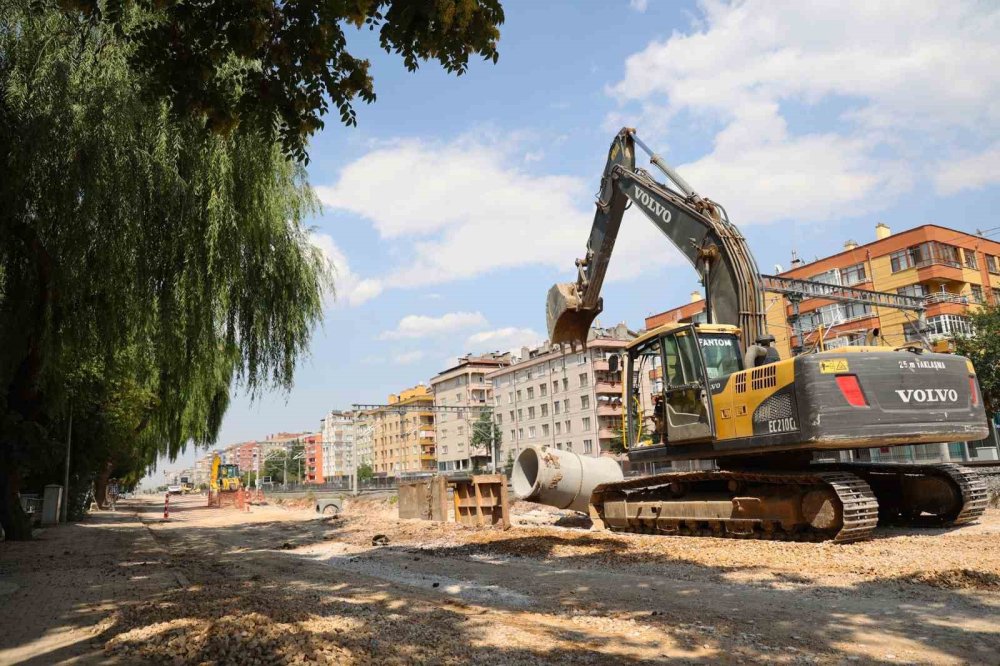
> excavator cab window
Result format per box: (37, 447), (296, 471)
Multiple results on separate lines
(627, 336), (666, 448)
(626, 326), (717, 448)
(697, 333), (743, 378)
(661, 328), (715, 443)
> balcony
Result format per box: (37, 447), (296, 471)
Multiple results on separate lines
(598, 428), (619, 440)
(592, 359), (609, 372)
(924, 292), (968, 306)
(597, 404), (622, 417)
(594, 381), (623, 395)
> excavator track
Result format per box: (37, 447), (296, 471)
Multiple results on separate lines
(590, 469), (879, 543)
(815, 462), (988, 528)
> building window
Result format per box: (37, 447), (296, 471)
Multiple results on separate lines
(562, 378), (569, 391)
(517, 408), (523, 420)
(496, 413), (502, 425)
(518, 428), (524, 440)
(890, 249), (913, 273)
(925, 314), (973, 338)
(583, 439), (593, 454)
(508, 392), (514, 404)
(582, 417), (591, 431)
(565, 420), (572, 433)
(554, 401), (561, 415)
(578, 353), (586, 365)
(528, 406), (536, 419)
(541, 403), (549, 417)
(964, 250), (978, 270)
(552, 381), (559, 394)
(566, 441), (574, 451)
(581, 395), (590, 410)
(516, 390), (522, 400)
(528, 426), (536, 438)
(455, 393), (461, 402)
(579, 372), (589, 387)
(542, 423), (550, 436)
(970, 284), (984, 303)
(987, 255), (1000, 274)
(540, 383), (547, 396)
(554, 422), (561, 435)
(810, 268), (841, 285)
(897, 284), (928, 298)
(555, 442), (562, 450)
(527, 387), (534, 399)
(510, 429), (516, 442)
(840, 263), (866, 286)
(993, 288), (1000, 304)
(509, 410), (514, 422)
(564, 398), (570, 412)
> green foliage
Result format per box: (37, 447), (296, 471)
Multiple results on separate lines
(263, 442), (306, 484)
(955, 304), (1000, 415)
(357, 462), (374, 483)
(43, 0), (505, 161)
(469, 411), (500, 456)
(0, 2), (327, 537)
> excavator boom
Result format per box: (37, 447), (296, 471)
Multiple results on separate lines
(547, 128), (766, 350)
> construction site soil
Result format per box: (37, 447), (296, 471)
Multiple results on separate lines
(1, 492), (997, 664)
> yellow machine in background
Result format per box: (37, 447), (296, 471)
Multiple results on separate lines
(210, 454), (242, 493)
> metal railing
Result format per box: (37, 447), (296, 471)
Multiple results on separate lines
(924, 292), (968, 306)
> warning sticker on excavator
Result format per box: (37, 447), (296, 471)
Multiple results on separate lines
(820, 359), (849, 374)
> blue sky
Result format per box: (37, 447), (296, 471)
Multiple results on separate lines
(151, 0), (1000, 480)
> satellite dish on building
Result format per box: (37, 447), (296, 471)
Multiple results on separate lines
(774, 264), (783, 273)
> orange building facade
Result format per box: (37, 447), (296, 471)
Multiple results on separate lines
(646, 223), (1000, 354)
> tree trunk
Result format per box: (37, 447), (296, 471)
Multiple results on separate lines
(0, 468), (33, 541)
(94, 462), (112, 510)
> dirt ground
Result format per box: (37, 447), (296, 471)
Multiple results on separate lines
(1, 493), (998, 665)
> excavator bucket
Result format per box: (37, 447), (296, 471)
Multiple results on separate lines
(546, 282), (602, 348)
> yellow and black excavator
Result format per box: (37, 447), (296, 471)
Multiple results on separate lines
(541, 127), (989, 542)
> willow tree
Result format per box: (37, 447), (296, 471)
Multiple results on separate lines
(0, 5), (326, 537)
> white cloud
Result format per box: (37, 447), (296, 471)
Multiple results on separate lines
(608, 0), (1000, 223)
(523, 150), (544, 163)
(934, 143), (1000, 196)
(629, 0), (649, 12)
(392, 350), (426, 365)
(464, 327), (545, 354)
(309, 232), (383, 307)
(317, 135), (683, 289)
(379, 311), (489, 340)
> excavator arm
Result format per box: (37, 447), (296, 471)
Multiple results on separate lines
(547, 128), (767, 352)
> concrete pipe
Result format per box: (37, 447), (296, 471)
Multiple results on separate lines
(511, 445), (624, 513)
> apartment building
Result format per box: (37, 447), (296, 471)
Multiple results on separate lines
(370, 384), (436, 477)
(486, 324), (634, 466)
(302, 433), (323, 484)
(431, 353), (511, 472)
(320, 409), (356, 480)
(777, 223), (999, 351)
(647, 223), (1000, 352)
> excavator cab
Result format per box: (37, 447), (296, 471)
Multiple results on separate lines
(625, 323), (741, 449)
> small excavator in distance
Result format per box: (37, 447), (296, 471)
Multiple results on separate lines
(537, 127), (989, 543)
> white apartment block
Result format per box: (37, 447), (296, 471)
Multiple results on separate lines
(431, 353), (511, 472)
(320, 410), (356, 479)
(487, 324), (634, 467)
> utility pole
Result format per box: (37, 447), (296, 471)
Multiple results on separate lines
(61, 404), (72, 523)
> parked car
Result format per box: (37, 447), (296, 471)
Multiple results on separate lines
(167, 485), (183, 495)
